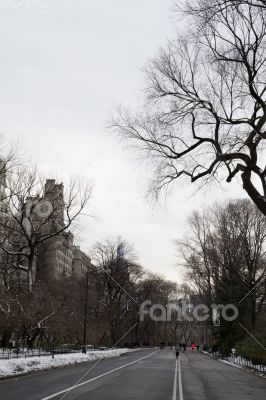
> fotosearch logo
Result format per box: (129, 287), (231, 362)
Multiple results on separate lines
(0, 198), (54, 238)
(139, 300), (239, 323)
(0, 0), (53, 8)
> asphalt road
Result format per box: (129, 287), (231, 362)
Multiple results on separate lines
(0, 348), (265, 399)
(181, 350), (266, 400)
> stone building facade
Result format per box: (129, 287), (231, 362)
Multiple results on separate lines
(37, 179), (90, 281)
(0, 173), (90, 285)
(38, 232), (74, 280)
(72, 246), (91, 278)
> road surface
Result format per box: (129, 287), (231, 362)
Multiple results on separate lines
(0, 348), (265, 399)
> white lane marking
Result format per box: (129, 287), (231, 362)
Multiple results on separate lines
(41, 351), (158, 400)
(172, 358), (178, 400)
(178, 356), (184, 400)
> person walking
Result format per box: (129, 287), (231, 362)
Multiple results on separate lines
(175, 345), (180, 359)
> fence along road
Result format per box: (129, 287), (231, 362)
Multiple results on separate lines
(0, 348), (266, 399)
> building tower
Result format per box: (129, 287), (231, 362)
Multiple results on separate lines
(44, 179), (65, 228)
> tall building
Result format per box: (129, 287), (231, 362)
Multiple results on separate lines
(38, 232), (74, 280)
(43, 179), (65, 229)
(72, 246), (91, 278)
(37, 179), (74, 280)
(0, 174), (89, 284)
(0, 160), (14, 287)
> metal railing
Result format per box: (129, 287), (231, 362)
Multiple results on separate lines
(202, 350), (266, 374)
(0, 348), (79, 360)
(0, 346), (111, 360)
(222, 354), (266, 374)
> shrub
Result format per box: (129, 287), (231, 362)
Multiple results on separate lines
(235, 334), (266, 364)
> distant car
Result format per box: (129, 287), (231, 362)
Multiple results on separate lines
(98, 346), (107, 351)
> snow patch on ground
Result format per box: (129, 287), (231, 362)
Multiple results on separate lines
(0, 349), (133, 378)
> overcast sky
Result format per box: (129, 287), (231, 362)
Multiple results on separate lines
(0, 0), (245, 282)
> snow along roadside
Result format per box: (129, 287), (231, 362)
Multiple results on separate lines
(0, 349), (135, 378)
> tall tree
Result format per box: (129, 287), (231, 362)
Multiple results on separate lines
(114, 2), (266, 215)
(178, 199), (266, 348)
(183, 0), (266, 17)
(91, 237), (142, 345)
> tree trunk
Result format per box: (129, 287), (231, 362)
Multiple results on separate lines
(242, 170), (266, 217)
(27, 255), (35, 293)
(250, 297), (257, 331)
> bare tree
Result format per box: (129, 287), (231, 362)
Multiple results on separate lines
(212, 200), (266, 329)
(179, 199), (266, 331)
(178, 211), (216, 308)
(91, 237), (142, 345)
(0, 166), (92, 292)
(114, 2), (266, 215)
(182, 0), (266, 18)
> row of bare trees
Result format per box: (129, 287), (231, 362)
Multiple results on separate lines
(0, 144), (185, 349)
(1, 235), (183, 349)
(89, 238), (180, 347)
(178, 199), (266, 352)
(113, 1), (266, 352)
(0, 143), (93, 347)
(91, 238), (205, 348)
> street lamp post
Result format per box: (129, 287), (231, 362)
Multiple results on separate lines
(82, 266), (89, 354)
